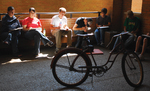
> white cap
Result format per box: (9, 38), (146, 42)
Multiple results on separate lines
(59, 7), (66, 12)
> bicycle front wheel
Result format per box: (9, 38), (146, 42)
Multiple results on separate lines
(52, 48), (91, 87)
(122, 52), (143, 87)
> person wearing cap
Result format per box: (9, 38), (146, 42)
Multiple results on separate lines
(112, 10), (140, 52)
(73, 17), (93, 48)
(0, 6), (22, 57)
(94, 8), (111, 46)
(50, 7), (72, 54)
(22, 7), (54, 57)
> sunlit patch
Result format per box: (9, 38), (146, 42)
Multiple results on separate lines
(35, 53), (49, 58)
(1, 53), (51, 65)
(2, 58), (22, 65)
(61, 53), (78, 57)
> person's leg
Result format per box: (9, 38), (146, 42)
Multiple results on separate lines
(124, 34), (135, 48)
(34, 35), (41, 55)
(74, 31), (84, 48)
(1, 32), (12, 45)
(24, 31), (41, 55)
(11, 31), (21, 56)
(66, 30), (72, 47)
(99, 28), (104, 44)
(113, 36), (120, 50)
(32, 29), (53, 46)
(53, 30), (62, 49)
(135, 36), (142, 52)
(94, 28), (100, 45)
(140, 38), (147, 55)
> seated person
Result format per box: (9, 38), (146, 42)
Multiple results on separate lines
(135, 32), (150, 59)
(50, 7), (72, 54)
(0, 6), (22, 57)
(73, 17), (93, 48)
(112, 10), (140, 52)
(94, 8), (111, 46)
(22, 7), (54, 57)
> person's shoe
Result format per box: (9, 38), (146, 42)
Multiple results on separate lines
(3, 40), (11, 45)
(66, 45), (72, 48)
(54, 48), (60, 54)
(139, 54), (144, 60)
(46, 41), (54, 47)
(97, 43), (100, 46)
(100, 42), (104, 46)
(134, 51), (139, 55)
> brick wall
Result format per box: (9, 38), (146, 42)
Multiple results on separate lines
(0, 0), (113, 18)
(0, 0), (150, 34)
(141, 0), (150, 34)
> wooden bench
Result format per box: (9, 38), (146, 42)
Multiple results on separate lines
(0, 17), (97, 50)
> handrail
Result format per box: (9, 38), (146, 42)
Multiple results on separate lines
(0, 11), (101, 20)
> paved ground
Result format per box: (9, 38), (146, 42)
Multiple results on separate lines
(0, 45), (150, 91)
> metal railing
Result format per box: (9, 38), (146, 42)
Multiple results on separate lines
(0, 11), (101, 20)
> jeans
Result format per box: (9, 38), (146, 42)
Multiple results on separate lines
(0, 31), (21, 55)
(94, 28), (108, 44)
(24, 29), (51, 55)
(113, 32), (136, 50)
(74, 30), (87, 48)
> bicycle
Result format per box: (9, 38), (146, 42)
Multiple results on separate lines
(50, 32), (143, 87)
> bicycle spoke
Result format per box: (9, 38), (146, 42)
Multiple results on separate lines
(122, 52), (143, 87)
(52, 48), (90, 87)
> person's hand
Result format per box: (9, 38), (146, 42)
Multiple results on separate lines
(98, 25), (102, 27)
(57, 27), (61, 29)
(147, 33), (150, 36)
(16, 16), (21, 20)
(65, 28), (69, 31)
(29, 27), (32, 30)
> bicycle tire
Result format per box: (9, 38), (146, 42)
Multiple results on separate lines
(52, 47), (91, 87)
(122, 51), (143, 87)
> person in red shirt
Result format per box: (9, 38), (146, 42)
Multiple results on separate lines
(22, 7), (54, 57)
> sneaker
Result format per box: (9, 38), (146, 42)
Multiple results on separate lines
(129, 54), (134, 57)
(66, 45), (72, 48)
(97, 43), (100, 46)
(134, 51), (138, 55)
(139, 54), (144, 60)
(100, 42), (104, 45)
(3, 40), (11, 45)
(46, 41), (54, 47)
(55, 48), (60, 54)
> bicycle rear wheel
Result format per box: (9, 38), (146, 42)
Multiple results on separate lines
(51, 48), (91, 87)
(122, 52), (143, 87)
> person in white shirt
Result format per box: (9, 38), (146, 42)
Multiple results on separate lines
(50, 7), (72, 53)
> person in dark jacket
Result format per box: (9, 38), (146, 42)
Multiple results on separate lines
(0, 6), (22, 57)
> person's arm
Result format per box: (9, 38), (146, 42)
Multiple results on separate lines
(73, 23), (87, 32)
(131, 28), (139, 34)
(96, 24), (101, 27)
(63, 25), (69, 30)
(2, 16), (21, 25)
(103, 16), (111, 26)
(147, 32), (150, 36)
(124, 26), (127, 32)
(103, 22), (111, 26)
(22, 25), (30, 31)
(50, 24), (60, 30)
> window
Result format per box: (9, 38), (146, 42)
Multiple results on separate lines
(131, 0), (142, 13)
